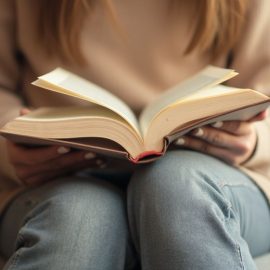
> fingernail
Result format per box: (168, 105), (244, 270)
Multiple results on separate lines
(175, 138), (185, 145)
(212, 121), (223, 128)
(194, 128), (204, 137)
(96, 159), (107, 168)
(84, 152), (96, 160)
(57, 146), (70, 154)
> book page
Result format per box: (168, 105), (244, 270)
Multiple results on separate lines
(2, 105), (144, 157)
(32, 68), (140, 135)
(19, 106), (127, 122)
(139, 66), (238, 137)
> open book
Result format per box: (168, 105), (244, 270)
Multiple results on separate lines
(1, 66), (270, 163)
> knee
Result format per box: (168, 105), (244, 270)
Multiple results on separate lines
(12, 179), (130, 269)
(24, 178), (128, 243)
(128, 150), (226, 210)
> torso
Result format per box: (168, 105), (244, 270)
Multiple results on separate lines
(16, 0), (227, 111)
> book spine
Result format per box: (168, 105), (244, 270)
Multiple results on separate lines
(130, 151), (163, 164)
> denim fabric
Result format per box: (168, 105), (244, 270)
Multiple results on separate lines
(128, 150), (270, 270)
(0, 150), (270, 270)
(0, 177), (137, 270)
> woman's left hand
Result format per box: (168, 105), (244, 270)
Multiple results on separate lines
(175, 110), (268, 166)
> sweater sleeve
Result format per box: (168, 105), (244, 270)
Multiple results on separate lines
(0, 0), (24, 183)
(226, 0), (270, 177)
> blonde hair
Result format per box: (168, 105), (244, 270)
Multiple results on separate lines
(38, 0), (248, 64)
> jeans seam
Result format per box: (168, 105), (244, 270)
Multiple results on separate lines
(219, 181), (257, 191)
(236, 244), (245, 270)
(225, 218), (245, 270)
(219, 182), (257, 195)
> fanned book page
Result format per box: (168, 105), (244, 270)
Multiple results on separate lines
(139, 66), (238, 136)
(32, 68), (141, 134)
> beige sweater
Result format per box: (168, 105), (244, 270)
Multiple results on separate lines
(0, 0), (270, 213)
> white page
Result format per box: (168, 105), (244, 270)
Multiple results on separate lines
(32, 68), (140, 134)
(139, 66), (238, 136)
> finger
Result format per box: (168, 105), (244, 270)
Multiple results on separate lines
(175, 136), (240, 165)
(23, 165), (77, 186)
(23, 156), (107, 186)
(248, 109), (268, 123)
(15, 150), (100, 181)
(22, 161), (88, 186)
(209, 120), (252, 136)
(21, 168), (63, 186)
(20, 108), (31, 116)
(210, 110), (268, 135)
(7, 141), (72, 165)
(189, 126), (251, 152)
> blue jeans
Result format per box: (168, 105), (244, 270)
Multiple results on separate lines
(0, 150), (270, 269)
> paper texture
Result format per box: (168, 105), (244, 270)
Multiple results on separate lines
(33, 68), (140, 134)
(139, 66), (238, 136)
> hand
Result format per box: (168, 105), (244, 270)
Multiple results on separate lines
(6, 108), (106, 186)
(174, 110), (268, 166)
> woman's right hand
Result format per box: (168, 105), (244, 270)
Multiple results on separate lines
(6, 108), (105, 186)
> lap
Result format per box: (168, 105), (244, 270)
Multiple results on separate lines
(1, 150), (270, 261)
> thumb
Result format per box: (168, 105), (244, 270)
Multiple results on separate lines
(248, 109), (268, 123)
(20, 108), (31, 116)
